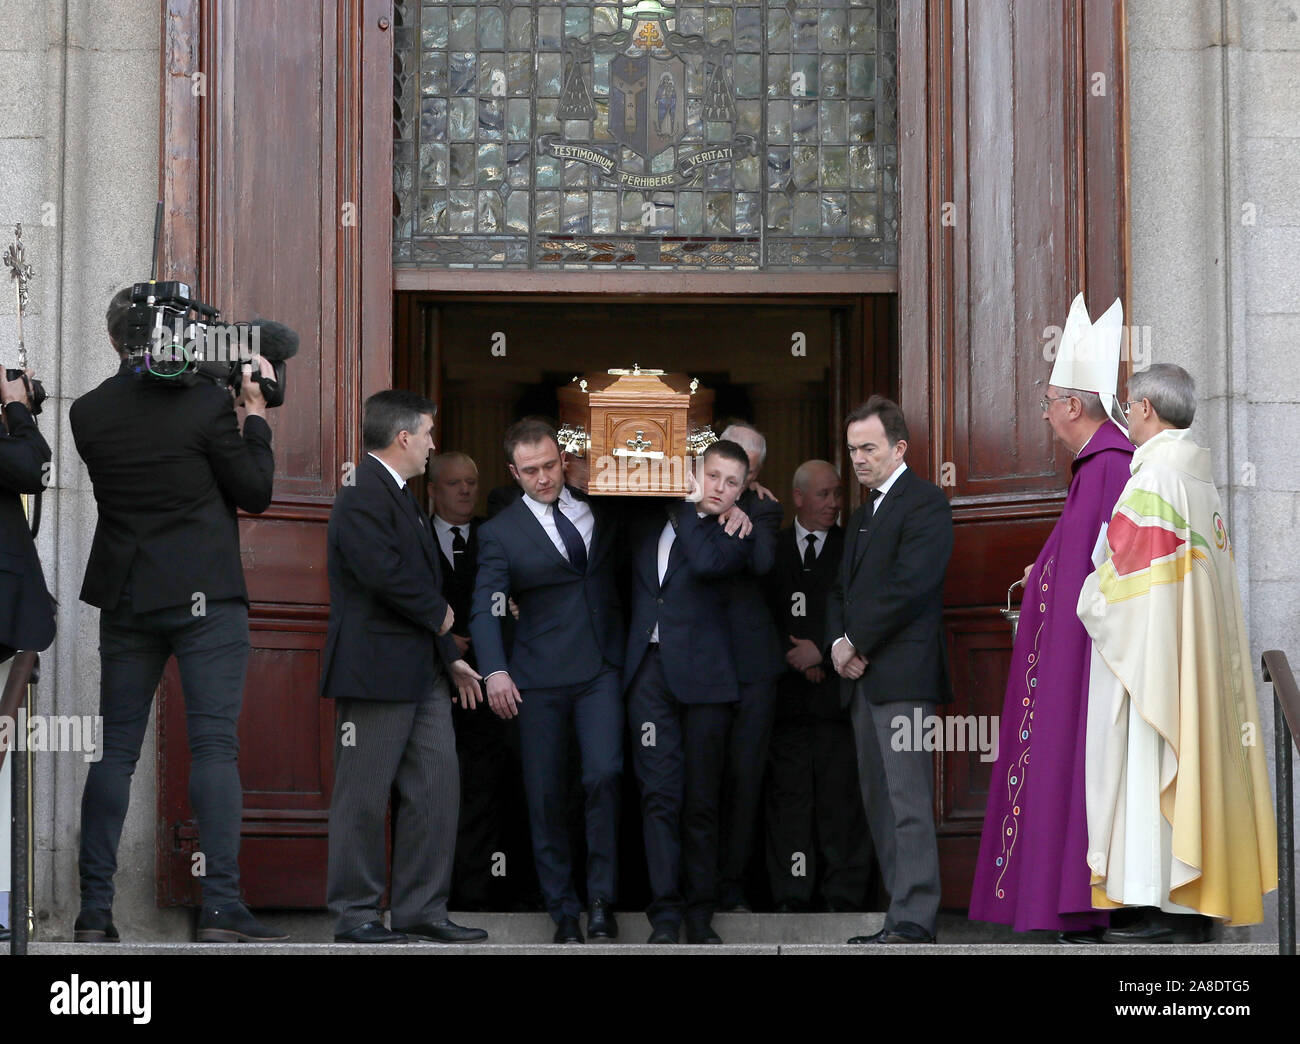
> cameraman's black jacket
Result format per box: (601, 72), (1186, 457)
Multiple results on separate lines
(71, 361), (274, 613)
(0, 399), (56, 660)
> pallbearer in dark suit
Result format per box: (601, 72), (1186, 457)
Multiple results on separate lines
(322, 391), (486, 944)
(763, 461), (872, 911)
(624, 440), (756, 944)
(828, 397), (953, 944)
(427, 452), (504, 910)
(470, 419), (625, 943)
(714, 423), (784, 912)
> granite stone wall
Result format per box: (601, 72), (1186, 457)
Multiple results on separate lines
(1128, 0), (1300, 941)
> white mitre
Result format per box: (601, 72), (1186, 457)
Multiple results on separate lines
(1049, 292), (1125, 430)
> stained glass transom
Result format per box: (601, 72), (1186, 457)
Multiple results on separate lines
(393, 1), (897, 270)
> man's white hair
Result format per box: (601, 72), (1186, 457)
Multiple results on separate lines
(429, 451), (478, 484)
(792, 459), (839, 494)
(720, 422), (767, 467)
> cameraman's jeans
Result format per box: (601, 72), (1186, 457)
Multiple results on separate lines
(79, 595), (249, 912)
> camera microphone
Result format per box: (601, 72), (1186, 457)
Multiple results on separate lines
(231, 320), (299, 409)
(239, 320), (300, 364)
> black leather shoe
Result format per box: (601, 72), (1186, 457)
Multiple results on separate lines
(647, 922), (679, 944)
(396, 919), (488, 943)
(1057, 927), (1107, 945)
(553, 915), (584, 943)
(847, 921), (935, 944)
(74, 908), (120, 943)
(587, 899), (618, 939)
(335, 920), (408, 944)
(197, 903), (289, 942)
(1104, 914), (1212, 944)
(685, 918), (722, 944)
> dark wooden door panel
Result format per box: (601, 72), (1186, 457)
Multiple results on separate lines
(157, 0), (393, 907)
(943, 514), (1058, 609)
(237, 626), (331, 808)
(903, 0), (1127, 508)
(240, 517), (331, 607)
(156, 624), (331, 906)
(937, 609), (1016, 907)
(898, 0), (1128, 907)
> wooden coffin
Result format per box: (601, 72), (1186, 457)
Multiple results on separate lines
(556, 366), (716, 496)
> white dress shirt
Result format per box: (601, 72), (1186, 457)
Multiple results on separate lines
(520, 486), (594, 563)
(793, 519), (829, 560)
(869, 460), (907, 513)
(368, 452), (406, 490)
(649, 519), (677, 643)
(484, 488), (594, 685)
(433, 514), (471, 566)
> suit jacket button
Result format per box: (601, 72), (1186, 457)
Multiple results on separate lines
(656, 597), (664, 605)
(646, 628), (653, 635)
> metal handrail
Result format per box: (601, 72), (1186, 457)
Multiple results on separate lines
(1262, 650), (1299, 956)
(2, 650), (38, 956)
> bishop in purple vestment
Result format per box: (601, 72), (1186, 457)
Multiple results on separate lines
(970, 416), (1132, 933)
(970, 294), (1132, 936)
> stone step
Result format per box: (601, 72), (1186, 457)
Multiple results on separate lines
(22, 911), (1278, 953)
(28, 940), (1275, 956)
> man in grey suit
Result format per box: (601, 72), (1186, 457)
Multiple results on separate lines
(827, 396), (953, 944)
(321, 390), (487, 944)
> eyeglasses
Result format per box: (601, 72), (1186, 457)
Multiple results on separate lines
(1121, 400), (1142, 417)
(1038, 395), (1072, 412)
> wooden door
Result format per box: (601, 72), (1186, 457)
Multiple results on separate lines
(897, 0), (1128, 905)
(149, 0), (1129, 912)
(155, 0), (393, 906)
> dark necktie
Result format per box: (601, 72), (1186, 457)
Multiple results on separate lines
(859, 488), (883, 537)
(552, 499), (588, 573)
(450, 525), (468, 575)
(803, 532), (818, 569)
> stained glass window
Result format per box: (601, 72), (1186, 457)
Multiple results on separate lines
(393, 1), (897, 270)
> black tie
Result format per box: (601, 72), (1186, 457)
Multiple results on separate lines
(451, 525), (468, 576)
(552, 500), (588, 573)
(803, 532), (818, 569)
(860, 488), (883, 534)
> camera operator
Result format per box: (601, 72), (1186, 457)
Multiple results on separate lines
(68, 288), (286, 943)
(0, 367), (56, 943)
